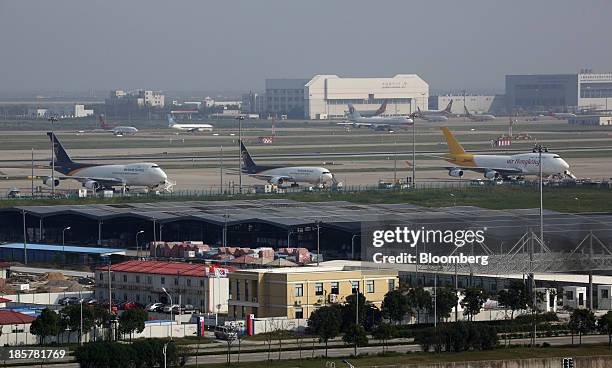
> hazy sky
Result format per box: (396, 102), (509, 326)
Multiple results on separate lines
(1, 0), (610, 93)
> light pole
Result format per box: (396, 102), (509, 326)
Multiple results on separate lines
(136, 230), (144, 258)
(79, 298), (84, 345)
(315, 221), (321, 266)
(236, 116), (244, 194)
(162, 287), (174, 340)
(163, 342), (168, 368)
(48, 116), (57, 196)
(532, 143), (547, 346)
(62, 226), (71, 247)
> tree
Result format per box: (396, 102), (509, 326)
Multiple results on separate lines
(342, 324), (368, 348)
(30, 308), (60, 345)
(372, 323), (396, 352)
(434, 287), (459, 323)
(407, 287), (431, 324)
(61, 304), (96, 344)
(497, 280), (530, 320)
(568, 309), (596, 345)
(92, 306), (113, 341)
(461, 288), (489, 321)
(598, 311), (612, 347)
(118, 308), (147, 340)
(381, 289), (410, 325)
(307, 305), (341, 357)
(342, 293), (366, 332)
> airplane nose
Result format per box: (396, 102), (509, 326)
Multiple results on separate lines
(562, 160), (570, 170)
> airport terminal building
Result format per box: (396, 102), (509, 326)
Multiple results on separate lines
(505, 72), (612, 112)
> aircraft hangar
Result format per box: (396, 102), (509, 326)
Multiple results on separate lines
(1, 199), (612, 270)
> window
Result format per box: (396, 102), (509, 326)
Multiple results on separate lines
(136, 294), (140, 302)
(187, 279), (191, 287)
(200, 280), (204, 287)
(111, 274), (115, 282)
(245, 280), (249, 300)
(315, 283), (324, 296)
(351, 281), (359, 294)
(123, 293), (128, 301)
(295, 284), (304, 297)
(603, 289), (610, 299)
(174, 278), (179, 286)
(147, 276), (152, 285)
(148, 295), (151, 302)
(331, 282), (339, 295)
(295, 308), (304, 319)
(566, 291), (574, 300)
(99, 273), (103, 281)
(366, 280), (375, 293)
(388, 279), (395, 291)
(241, 306), (246, 317)
(161, 277), (165, 285)
(123, 275), (127, 282)
(236, 280), (240, 300)
(135, 276), (140, 283)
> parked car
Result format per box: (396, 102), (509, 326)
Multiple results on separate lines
(83, 298), (97, 305)
(214, 326), (237, 341)
(182, 304), (197, 314)
(163, 304), (180, 313)
(78, 277), (95, 286)
(59, 296), (80, 306)
(145, 302), (164, 312)
(120, 301), (142, 310)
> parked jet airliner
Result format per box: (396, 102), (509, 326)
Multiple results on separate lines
(463, 106), (496, 121)
(240, 141), (333, 186)
(99, 115), (138, 136)
(438, 127), (573, 179)
(45, 133), (172, 192)
(167, 114), (213, 132)
(414, 100), (453, 122)
(341, 104), (413, 129)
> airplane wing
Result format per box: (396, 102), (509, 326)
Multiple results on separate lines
(249, 174), (293, 182)
(444, 166), (523, 175)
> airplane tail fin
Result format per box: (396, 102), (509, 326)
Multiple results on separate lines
(47, 132), (74, 164)
(240, 140), (257, 171)
(440, 127), (466, 155)
(99, 114), (110, 129)
(167, 114), (176, 126)
(463, 105), (471, 117)
(444, 100), (453, 114)
(374, 100), (388, 116)
(347, 104), (361, 119)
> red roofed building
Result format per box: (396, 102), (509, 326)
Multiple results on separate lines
(94, 260), (231, 313)
(0, 310), (35, 325)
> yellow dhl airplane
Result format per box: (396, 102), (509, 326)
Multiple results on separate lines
(437, 127), (572, 179)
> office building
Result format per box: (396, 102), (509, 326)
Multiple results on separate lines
(265, 78), (309, 119)
(228, 265), (398, 319)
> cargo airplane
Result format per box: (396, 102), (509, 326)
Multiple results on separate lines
(355, 100), (388, 117)
(437, 127), (573, 179)
(341, 104), (413, 130)
(45, 132), (173, 192)
(167, 114), (213, 132)
(240, 141), (333, 186)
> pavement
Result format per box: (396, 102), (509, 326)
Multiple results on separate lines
(11, 265), (93, 278)
(9, 334), (612, 368)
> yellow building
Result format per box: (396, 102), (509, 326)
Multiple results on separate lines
(228, 266), (398, 319)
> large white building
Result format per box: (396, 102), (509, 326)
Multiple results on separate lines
(305, 74), (429, 119)
(505, 72), (612, 112)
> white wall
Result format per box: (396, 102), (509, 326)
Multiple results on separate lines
(5, 291), (94, 305)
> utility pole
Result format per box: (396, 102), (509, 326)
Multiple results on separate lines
(22, 210), (27, 264)
(48, 116), (58, 196)
(31, 148), (34, 197)
(220, 145), (223, 194)
(236, 116), (244, 194)
(412, 118), (416, 187)
(531, 144), (547, 346)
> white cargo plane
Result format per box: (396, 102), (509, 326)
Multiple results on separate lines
(45, 132), (173, 192)
(463, 106), (496, 121)
(240, 141), (333, 186)
(342, 104), (413, 130)
(437, 127), (573, 179)
(167, 114), (213, 132)
(99, 115), (138, 136)
(414, 100), (453, 122)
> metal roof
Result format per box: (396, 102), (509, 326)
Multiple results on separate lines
(95, 260), (232, 277)
(0, 243), (126, 255)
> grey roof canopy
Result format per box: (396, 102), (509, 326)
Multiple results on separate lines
(2, 199), (612, 237)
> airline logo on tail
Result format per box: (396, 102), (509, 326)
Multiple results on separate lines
(443, 100), (453, 114)
(374, 100), (388, 116)
(440, 127), (476, 166)
(99, 115), (111, 129)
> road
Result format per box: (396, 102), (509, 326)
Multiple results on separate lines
(11, 266), (93, 278)
(13, 334), (612, 368)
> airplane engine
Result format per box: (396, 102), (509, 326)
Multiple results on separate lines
(84, 180), (100, 190)
(270, 177), (284, 185)
(484, 170), (500, 179)
(448, 168), (464, 177)
(43, 177), (60, 187)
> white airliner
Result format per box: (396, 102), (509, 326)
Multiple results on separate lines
(167, 114), (213, 132)
(414, 100), (453, 122)
(354, 100), (388, 117)
(464, 106), (496, 121)
(550, 112), (577, 119)
(45, 133), (173, 192)
(99, 115), (138, 136)
(240, 141), (333, 186)
(438, 127), (573, 179)
(342, 104), (413, 130)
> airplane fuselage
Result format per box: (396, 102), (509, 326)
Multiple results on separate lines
(252, 166), (333, 185)
(445, 152), (570, 176)
(112, 126), (138, 136)
(67, 163), (168, 187)
(170, 124), (213, 132)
